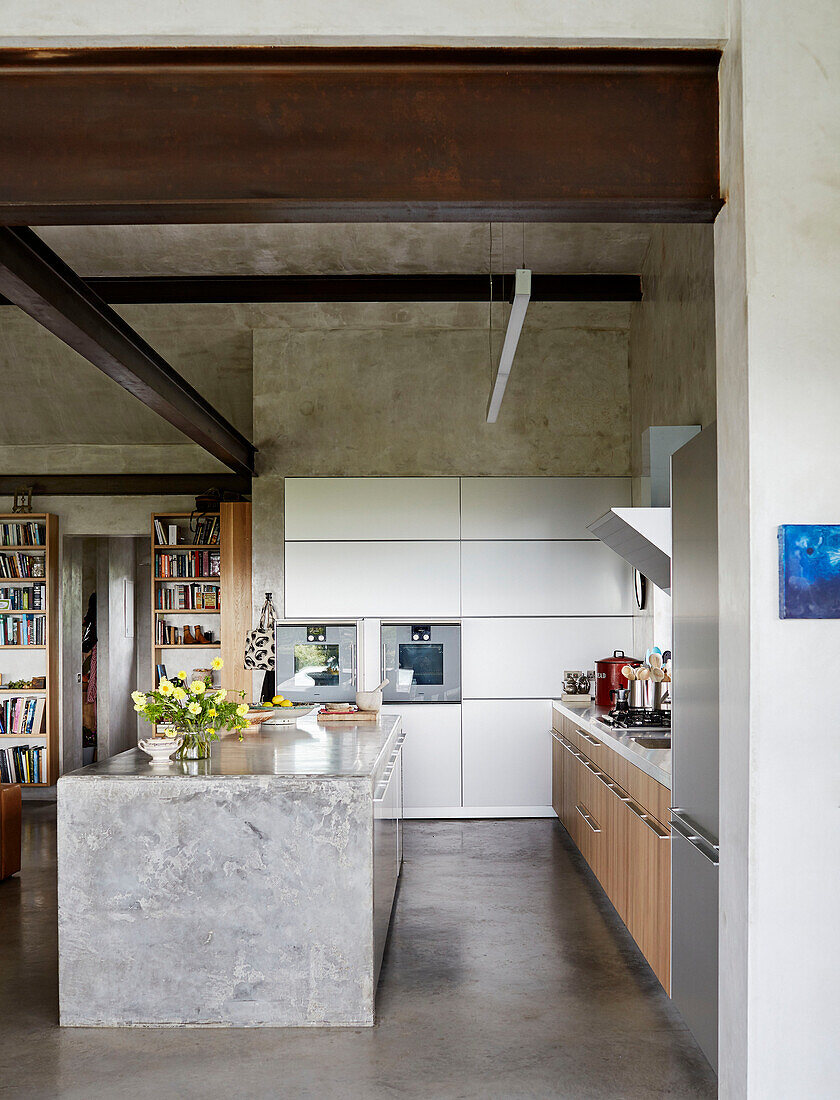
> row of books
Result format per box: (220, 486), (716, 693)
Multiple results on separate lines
(0, 521), (45, 547)
(155, 551), (220, 578)
(155, 620), (215, 646)
(0, 615), (46, 646)
(0, 696), (46, 737)
(0, 552), (44, 578)
(0, 584), (46, 610)
(155, 584), (220, 611)
(153, 516), (220, 546)
(0, 744), (46, 785)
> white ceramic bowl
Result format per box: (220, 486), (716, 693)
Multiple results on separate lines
(138, 735), (183, 765)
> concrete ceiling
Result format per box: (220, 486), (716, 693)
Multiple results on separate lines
(37, 223), (653, 277)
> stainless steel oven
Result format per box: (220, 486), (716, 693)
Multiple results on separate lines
(274, 622), (357, 703)
(381, 622), (461, 703)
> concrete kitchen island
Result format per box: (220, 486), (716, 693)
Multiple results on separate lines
(57, 714), (404, 1027)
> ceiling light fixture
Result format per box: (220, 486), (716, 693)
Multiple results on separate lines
(486, 267), (531, 423)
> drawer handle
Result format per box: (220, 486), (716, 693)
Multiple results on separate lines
(627, 800), (670, 839)
(575, 802), (601, 833)
(579, 730), (600, 747)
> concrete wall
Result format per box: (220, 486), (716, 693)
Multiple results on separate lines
(627, 225), (717, 479)
(251, 301), (632, 613)
(716, 1), (840, 1096)
(1, 0), (726, 46)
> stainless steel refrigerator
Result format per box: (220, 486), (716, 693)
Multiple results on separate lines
(671, 423), (720, 1071)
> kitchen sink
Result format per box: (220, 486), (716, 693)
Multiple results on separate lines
(631, 735), (671, 749)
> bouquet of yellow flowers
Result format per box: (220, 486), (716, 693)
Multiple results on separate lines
(131, 658), (249, 759)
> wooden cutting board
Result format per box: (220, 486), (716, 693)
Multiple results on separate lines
(316, 709), (378, 723)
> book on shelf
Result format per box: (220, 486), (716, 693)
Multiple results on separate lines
(155, 550), (220, 578)
(0, 584), (45, 610)
(0, 552), (45, 579)
(0, 696), (46, 738)
(155, 583), (221, 611)
(0, 743), (46, 784)
(0, 521), (44, 547)
(0, 614), (46, 645)
(153, 516), (220, 547)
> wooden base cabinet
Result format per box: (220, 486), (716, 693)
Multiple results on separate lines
(551, 718), (671, 992)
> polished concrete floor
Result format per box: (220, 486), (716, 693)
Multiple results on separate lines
(0, 804), (716, 1099)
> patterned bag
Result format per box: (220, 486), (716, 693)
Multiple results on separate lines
(244, 592), (279, 670)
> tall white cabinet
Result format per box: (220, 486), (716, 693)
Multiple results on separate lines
(284, 476), (632, 818)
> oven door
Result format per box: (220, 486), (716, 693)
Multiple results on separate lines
(274, 622), (357, 703)
(381, 623), (461, 703)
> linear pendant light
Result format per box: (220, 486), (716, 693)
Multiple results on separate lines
(486, 268), (531, 423)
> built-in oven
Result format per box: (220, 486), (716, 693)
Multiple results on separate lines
(274, 622), (357, 703)
(381, 622), (461, 703)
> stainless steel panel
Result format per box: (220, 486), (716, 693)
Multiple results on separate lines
(671, 424), (719, 838)
(671, 829), (719, 1071)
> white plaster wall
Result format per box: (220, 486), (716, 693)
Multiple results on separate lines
(0, 1), (726, 47)
(716, 1), (840, 1096)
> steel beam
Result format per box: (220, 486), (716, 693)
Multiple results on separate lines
(0, 228), (257, 476)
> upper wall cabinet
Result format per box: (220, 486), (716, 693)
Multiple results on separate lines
(285, 541), (460, 618)
(461, 541), (632, 616)
(460, 477), (631, 541)
(285, 478), (460, 541)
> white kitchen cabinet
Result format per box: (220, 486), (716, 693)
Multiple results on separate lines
(284, 477), (460, 541)
(461, 540), (632, 617)
(462, 616), (634, 699)
(461, 699), (554, 815)
(381, 704), (462, 815)
(460, 477), (631, 540)
(285, 541), (460, 618)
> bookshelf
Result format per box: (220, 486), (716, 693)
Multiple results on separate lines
(0, 513), (59, 787)
(151, 503), (251, 699)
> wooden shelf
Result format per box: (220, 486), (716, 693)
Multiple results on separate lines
(154, 609), (220, 615)
(154, 544), (220, 550)
(154, 575), (220, 581)
(0, 512), (57, 787)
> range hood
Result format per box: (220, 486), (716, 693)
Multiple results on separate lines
(587, 508), (672, 594)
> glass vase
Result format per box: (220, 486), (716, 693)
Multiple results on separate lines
(178, 732), (211, 760)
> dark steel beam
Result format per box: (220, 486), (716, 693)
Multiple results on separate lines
(0, 47), (722, 225)
(0, 474), (251, 497)
(0, 273), (642, 306)
(0, 228), (257, 477)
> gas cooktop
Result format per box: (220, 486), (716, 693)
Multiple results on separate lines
(600, 707), (671, 732)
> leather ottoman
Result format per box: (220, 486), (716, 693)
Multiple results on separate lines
(0, 783), (22, 880)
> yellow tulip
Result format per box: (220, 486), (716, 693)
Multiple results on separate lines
(178, 670), (188, 682)
(189, 680), (206, 695)
(187, 701), (201, 715)
(207, 707), (217, 717)
(133, 703), (145, 713)
(236, 703), (249, 717)
(158, 680), (173, 696)
(173, 686), (188, 702)
(131, 691), (147, 707)
(212, 657), (224, 670)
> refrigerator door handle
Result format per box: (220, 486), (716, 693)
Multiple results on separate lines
(670, 808), (720, 866)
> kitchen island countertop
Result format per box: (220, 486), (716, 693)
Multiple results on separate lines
(552, 700), (671, 789)
(67, 714), (400, 783)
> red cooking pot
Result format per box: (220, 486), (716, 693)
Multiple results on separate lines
(594, 650), (642, 708)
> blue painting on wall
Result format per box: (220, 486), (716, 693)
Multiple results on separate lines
(778, 525), (840, 618)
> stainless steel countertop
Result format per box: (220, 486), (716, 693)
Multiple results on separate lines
(552, 700), (671, 789)
(62, 714), (402, 782)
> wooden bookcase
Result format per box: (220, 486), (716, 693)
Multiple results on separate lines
(0, 513), (59, 787)
(151, 503), (252, 699)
